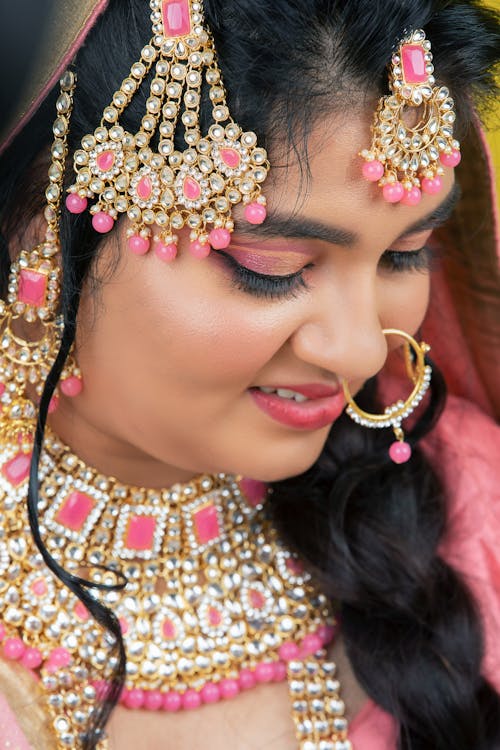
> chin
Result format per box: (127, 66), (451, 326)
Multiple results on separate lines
(228, 442), (325, 484)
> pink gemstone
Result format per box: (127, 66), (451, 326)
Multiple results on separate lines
(119, 617), (129, 634)
(317, 624), (336, 645)
(136, 176), (153, 201)
(208, 607), (222, 627)
(162, 0), (191, 37)
(239, 478), (267, 507)
(128, 235), (151, 255)
(401, 44), (428, 84)
(163, 691), (182, 712)
(124, 515), (157, 551)
(124, 689), (145, 710)
(220, 679), (239, 699)
(144, 690), (163, 711)
(3, 638), (25, 661)
(389, 440), (412, 464)
(183, 176), (202, 201)
(382, 182), (404, 203)
(244, 202), (267, 225)
(189, 239), (210, 259)
(193, 503), (220, 544)
(66, 193), (88, 214)
(208, 228), (231, 249)
(0, 383), (5, 397)
(238, 668), (256, 690)
(362, 160), (385, 182)
(96, 150), (116, 171)
(401, 186), (422, 206)
(48, 395), (59, 414)
(182, 689), (202, 710)
(200, 682), (221, 704)
(249, 589), (266, 609)
(272, 662), (287, 682)
(55, 492), (95, 532)
(421, 176), (443, 195)
(254, 662), (275, 683)
(220, 148), (241, 168)
(300, 633), (323, 656)
(155, 241), (178, 262)
(2, 452), (31, 487)
(162, 619), (177, 640)
(440, 149), (461, 168)
(17, 269), (47, 307)
(278, 641), (300, 662)
(47, 647), (72, 670)
(31, 578), (48, 597)
(74, 602), (90, 622)
(21, 647), (43, 670)
(60, 376), (83, 398)
(286, 557), (304, 576)
(92, 212), (115, 233)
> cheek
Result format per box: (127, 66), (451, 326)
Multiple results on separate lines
(378, 272), (430, 333)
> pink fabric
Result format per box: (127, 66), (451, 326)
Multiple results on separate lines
(0, 693), (33, 750)
(349, 395), (500, 747)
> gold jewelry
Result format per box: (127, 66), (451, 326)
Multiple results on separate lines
(343, 329), (432, 464)
(0, 72), (83, 441)
(66, 0), (270, 261)
(360, 29), (461, 206)
(0, 427), (351, 750)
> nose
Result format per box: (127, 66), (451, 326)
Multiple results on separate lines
(290, 271), (388, 385)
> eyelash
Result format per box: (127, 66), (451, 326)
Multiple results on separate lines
(218, 245), (432, 300)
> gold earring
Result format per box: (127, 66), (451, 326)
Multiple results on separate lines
(0, 71), (83, 441)
(342, 329), (432, 463)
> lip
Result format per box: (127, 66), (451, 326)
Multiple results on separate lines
(249, 385), (346, 430)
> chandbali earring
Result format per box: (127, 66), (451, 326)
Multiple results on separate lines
(0, 71), (83, 440)
(66, 0), (270, 261)
(342, 329), (432, 464)
(360, 28), (461, 206)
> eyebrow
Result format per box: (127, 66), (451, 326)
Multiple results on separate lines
(238, 182), (462, 247)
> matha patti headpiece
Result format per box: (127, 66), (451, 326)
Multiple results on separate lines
(360, 29), (461, 206)
(66, 0), (270, 261)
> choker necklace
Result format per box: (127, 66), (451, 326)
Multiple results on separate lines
(0, 428), (352, 750)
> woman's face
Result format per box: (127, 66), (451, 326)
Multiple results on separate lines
(51, 114), (457, 486)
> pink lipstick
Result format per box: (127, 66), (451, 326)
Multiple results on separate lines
(249, 384), (346, 430)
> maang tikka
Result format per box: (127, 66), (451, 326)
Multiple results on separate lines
(0, 72), (83, 441)
(66, 0), (270, 261)
(360, 29), (461, 205)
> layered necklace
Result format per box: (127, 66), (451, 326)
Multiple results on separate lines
(0, 428), (351, 750)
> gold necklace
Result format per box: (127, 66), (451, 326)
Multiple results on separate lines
(0, 427), (351, 749)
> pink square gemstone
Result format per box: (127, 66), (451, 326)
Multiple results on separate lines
(401, 44), (428, 84)
(193, 503), (220, 545)
(2, 452), (31, 487)
(55, 492), (95, 532)
(17, 269), (48, 308)
(124, 515), (157, 551)
(162, 0), (191, 37)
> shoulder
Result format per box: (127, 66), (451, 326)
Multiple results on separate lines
(422, 396), (500, 688)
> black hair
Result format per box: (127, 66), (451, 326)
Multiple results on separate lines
(0, 1), (499, 748)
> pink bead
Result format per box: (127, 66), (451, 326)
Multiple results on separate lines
(143, 690), (163, 711)
(254, 662), (275, 683)
(208, 228), (231, 250)
(66, 193), (88, 214)
(46, 647), (72, 672)
(128, 234), (151, 255)
(123, 688), (145, 710)
(155, 242), (178, 262)
(389, 441), (412, 464)
(21, 647), (43, 670)
(60, 376), (83, 398)
(421, 176), (443, 195)
(219, 679), (240, 700)
(440, 149), (461, 168)
(300, 633), (323, 656)
(401, 186), (422, 207)
(278, 641), (300, 662)
(92, 212), (115, 233)
(3, 638), (26, 660)
(0, 622), (6, 641)
(189, 239), (211, 259)
(238, 669), (256, 690)
(382, 182), (404, 203)
(244, 202), (267, 225)
(273, 662), (287, 682)
(48, 395), (59, 414)
(182, 689), (202, 710)
(317, 624), (336, 646)
(163, 691), (182, 712)
(200, 682), (221, 704)
(362, 160), (384, 182)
